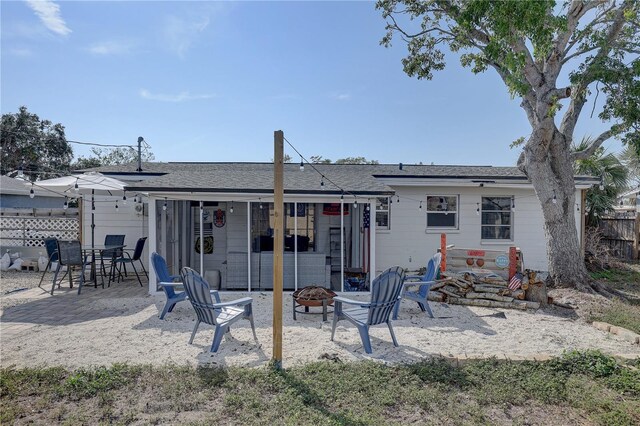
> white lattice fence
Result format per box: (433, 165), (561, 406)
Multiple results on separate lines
(0, 216), (79, 247)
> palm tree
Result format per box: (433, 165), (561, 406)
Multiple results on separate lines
(618, 145), (640, 188)
(573, 137), (628, 226)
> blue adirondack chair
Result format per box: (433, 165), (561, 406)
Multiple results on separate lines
(393, 252), (441, 320)
(151, 252), (187, 319)
(331, 266), (406, 354)
(180, 267), (257, 353)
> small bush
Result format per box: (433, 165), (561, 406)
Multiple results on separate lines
(551, 350), (619, 378)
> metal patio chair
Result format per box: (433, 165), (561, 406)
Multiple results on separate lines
(112, 237), (148, 286)
(53, 240), (92, 295)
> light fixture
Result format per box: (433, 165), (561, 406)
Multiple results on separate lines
(18, 165), (24, 178)
(230, 202), (234, 214)
(299, 158), (304, 172)
(353, 197), (357, 209)
(320, 177), (325, 190)
(419, 201), (423, 210)
(63, 197), (68, 210)
(122, 193), (127, 205)
(29, 185), (35, 199)
(133, 195), (138, 203)
(476, 202), (480, 216)
(74, 180), (79, 192)
(552, 191), (557, 204)
(397, 195), (400, 203)
(163, 197), (167, 211)
(511, 196), (515, 211)
(115, 200), (119, 210)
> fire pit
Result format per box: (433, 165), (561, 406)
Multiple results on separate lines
(292, 286), (336, 322)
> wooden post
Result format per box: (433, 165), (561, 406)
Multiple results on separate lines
(634, 214), (640, 261)
(440, 233), (447, 272)
(508, 247), (517, 279)
(272, 130), (284, 369)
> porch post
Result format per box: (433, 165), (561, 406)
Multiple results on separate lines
(369, 200), (376, 286)
(247, 201), (251, 292)
(148, 196), (157, 294)
(294, 201), (298, 291)
(199, 201), (204, 274)
(340, 197), (344, 292)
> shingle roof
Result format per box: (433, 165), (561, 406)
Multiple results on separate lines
(0, 175), (63, 197)
(83, 162), (596, 194)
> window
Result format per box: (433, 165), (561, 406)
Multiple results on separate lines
(481, 196), (513, 240)
(426, 195), (458, 228)
(375, 197), (390, 230)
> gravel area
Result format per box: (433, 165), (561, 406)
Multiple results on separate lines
(1, 272), (638, 369)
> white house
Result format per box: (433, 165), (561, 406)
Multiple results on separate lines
(83, 162), (597, 294)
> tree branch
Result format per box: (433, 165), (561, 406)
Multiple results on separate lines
(571, 129), (613, 160)
(559, 2), (631, 140)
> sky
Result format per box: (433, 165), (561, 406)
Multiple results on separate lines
(1, 0), (621, 166)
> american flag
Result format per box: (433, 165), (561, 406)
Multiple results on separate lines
(508, 272), (523, 291)
(363, 208), (370, 229)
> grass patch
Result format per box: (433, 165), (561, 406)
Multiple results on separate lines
(589, 300), (640, 334)
(1, 351), (639, 425)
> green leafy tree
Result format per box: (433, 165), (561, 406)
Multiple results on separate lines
(379, 0), (639, 293)
(574, 137), (628, 226)
(334, 157), (380, 165)
(73, 146), (155, 169)
(1, 106), (73, 180)
(619, 145), (640, 188)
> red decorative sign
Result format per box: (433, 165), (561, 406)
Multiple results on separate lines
(467, 250), (485, 257)
(214, 209), (226, 228)
(323, 203), (349, 216)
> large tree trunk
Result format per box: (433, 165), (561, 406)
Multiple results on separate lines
(523, 125), (593, 291)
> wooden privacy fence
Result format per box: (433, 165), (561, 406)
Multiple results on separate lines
(597, 215), (640, 260)
(0, 208), (80, 247)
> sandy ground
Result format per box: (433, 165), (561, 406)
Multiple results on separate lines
(1, 271), (638, 369)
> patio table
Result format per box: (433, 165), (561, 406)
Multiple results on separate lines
(82, 244), (126, 287)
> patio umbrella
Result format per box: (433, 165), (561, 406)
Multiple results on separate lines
(32, 172), (127, 248)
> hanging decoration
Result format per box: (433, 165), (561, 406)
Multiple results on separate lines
(214, 208), (226, 227)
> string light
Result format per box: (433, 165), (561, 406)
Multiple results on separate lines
(396, 195), (400, 203)
(63, 197), (68, 210)
(320, 177), (325, 190)
(29, 184), (35, 199)
(419, 201), (423, 210)
(133, 195), (138, 203)
(115, 200), (119, 210)
(18, 165), (24, 179)
(552, 191), (557, 204)
(599, 176), (604, 191)
(476, 203), (480, 216)
(230, 202), (234, 214)
(299, 158), (304, 172)
(74, 180), (79, 192)
(259, 198), (263, 209)
(365, 199), (370, 212)
(163, 197), (167, 211)
(122, 193), (127, 205)
(511, 196), (516, 212)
